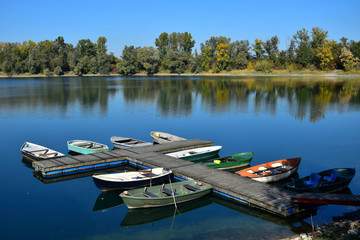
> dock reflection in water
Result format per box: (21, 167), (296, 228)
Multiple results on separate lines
(121, 196), (212, 227)
(93, 190), (124, 212)
(209, 196), (316, 235)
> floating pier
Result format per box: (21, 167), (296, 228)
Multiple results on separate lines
(32, 139), (305, 217)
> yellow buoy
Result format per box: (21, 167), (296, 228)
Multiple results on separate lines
(213, 160), (221, 164)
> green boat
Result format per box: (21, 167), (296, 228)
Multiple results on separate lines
(67, 140), (109, 154)
(120, 180), (212, 209)
(196, 152), (254, 170)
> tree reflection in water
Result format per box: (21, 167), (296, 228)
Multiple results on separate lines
(1, 76), (359, 122)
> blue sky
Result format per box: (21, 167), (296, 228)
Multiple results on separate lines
(1, 0), (359, 56)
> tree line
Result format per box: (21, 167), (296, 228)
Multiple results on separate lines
(1, 27), (360, 76)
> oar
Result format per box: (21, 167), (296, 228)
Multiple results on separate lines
(168, 176), (177, 209)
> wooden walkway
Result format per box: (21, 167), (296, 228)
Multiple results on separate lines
(32, 139), (303, 217)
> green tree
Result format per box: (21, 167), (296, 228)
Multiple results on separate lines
(97, 54), (111, 74)
(200, 46), (212, 71)
(277, 50), (287, 69)
(294, 28), (312, 67)
(89, 58), (98, 74)
(27, 46), (41, 74)
(264, 36), (279, 62)
(189, 49), (202, 73)
(229, 40), (250, 70)
(43, 68), (52, 76)
(287, 39), (296, 63)
(54, 66), (63, 75)
(311, 27), (328, 67)
(67, 45), (81, 71)
(350, 41), (360, 59)
(155, 32), (169, 59)
(37, 40), (55, 71)
(77, 39), (96, 57)
(165, 49), (186, 74)
(138, 46), (160, 74)
(117, 45), (139, 75)
(311, 27), (328, 50)
(96, 37), (107, 55)
(75, 55), (90, 75)
(340, 37), (349, 48)
(252, 38), (265, 59)
(180, 32), (195, 55)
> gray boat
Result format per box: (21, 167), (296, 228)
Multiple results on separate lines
(120, 180), (212, 209)
(110, 136), (153, 149)
(150, 131), (186, 144)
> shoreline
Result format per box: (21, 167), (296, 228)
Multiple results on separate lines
(1, 71), (360, 79)
(283, 209), (360, 240)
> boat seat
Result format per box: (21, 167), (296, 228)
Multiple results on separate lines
(258, 166), (267, 171)
(143, 192), (159, 198)
(143, 187), (159, 198)
(271, 163), (283, 168)
(184, 184), (200, 191)
(304, 173), (321, 187)
(40, 152), (59, 156)
(324, 169), (337, 183)
(162, 185), (179, 196)
(30, 149), (49, 153)
(142, 172), (157, 177)
(90, 146), (104, 149)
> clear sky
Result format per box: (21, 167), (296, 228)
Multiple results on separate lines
(1, 0), (359, 57)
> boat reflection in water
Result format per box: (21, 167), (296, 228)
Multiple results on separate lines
(121, 196), (212, 227)
(209, 196), (316, 235)
(93, 190), (124, 212)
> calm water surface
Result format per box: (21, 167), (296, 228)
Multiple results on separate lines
(0, 76), (359, 240)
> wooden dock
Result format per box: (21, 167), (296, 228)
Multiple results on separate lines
(31, 139), (304, 217)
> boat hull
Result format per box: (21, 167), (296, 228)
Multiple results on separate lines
(120, 180), (211, 209)
(92, 172), (173, 191)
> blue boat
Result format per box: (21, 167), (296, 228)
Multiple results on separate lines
(284, 168), (356, 193)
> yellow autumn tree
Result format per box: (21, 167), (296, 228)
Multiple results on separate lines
(316, 40), (334, 70)
(215, 43), (230, 72)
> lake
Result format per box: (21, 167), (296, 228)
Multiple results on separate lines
(0, 75), (359, 240)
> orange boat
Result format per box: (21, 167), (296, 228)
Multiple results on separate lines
(235, 157), (301, 183)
